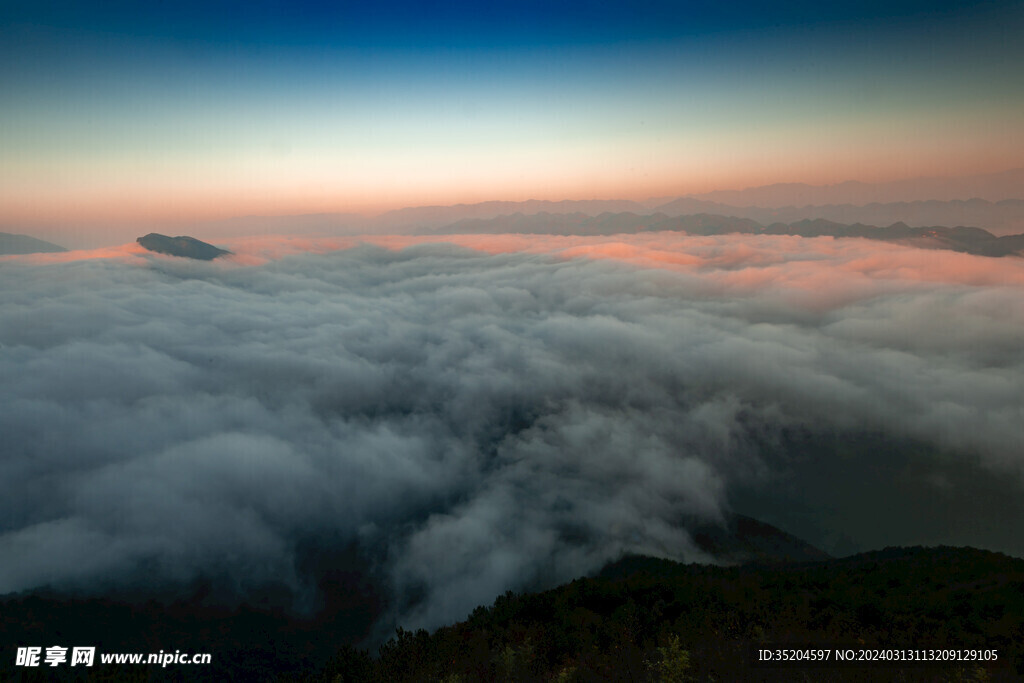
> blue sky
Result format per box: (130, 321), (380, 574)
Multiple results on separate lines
(1, 0), (1021, 231)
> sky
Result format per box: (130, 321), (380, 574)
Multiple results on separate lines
(1, 0), (1022, 232)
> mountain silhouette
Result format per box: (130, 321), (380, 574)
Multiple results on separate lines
(137, 233), (229, 260)
(0, 232), (66, 255)
(424, 211), (1024, 257)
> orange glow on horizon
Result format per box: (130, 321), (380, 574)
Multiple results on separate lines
(3, 155), (1021, 228)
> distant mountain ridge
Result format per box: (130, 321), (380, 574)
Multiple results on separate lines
(367, 169), (1024, 231)
(184, 191), (1022, 239)
(90, 170), (1019, 244)
(7, 169), (1022, 248)
(687, 167), (1024, 207)
(0, 232), (66, 255)
(424, 211), (1024, 257)
(653, 198), (1024, 236)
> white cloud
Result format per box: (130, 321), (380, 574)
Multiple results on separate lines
(1, 234), (1023, 632)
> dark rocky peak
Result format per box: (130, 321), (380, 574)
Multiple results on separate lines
(137, 233), (229, 260)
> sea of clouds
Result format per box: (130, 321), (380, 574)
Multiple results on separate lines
(2, 233), (1022, 633)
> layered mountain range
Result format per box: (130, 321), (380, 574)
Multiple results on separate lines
(4, 168), (1023, 253)
(425, 211), (1024, 257)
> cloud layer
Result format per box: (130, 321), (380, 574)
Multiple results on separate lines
(2, 233), (1023, 632)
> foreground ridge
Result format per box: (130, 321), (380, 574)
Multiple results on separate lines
(2, 545), (1020, 680)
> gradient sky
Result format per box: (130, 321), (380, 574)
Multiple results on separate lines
(1, 0), (1022, 230)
